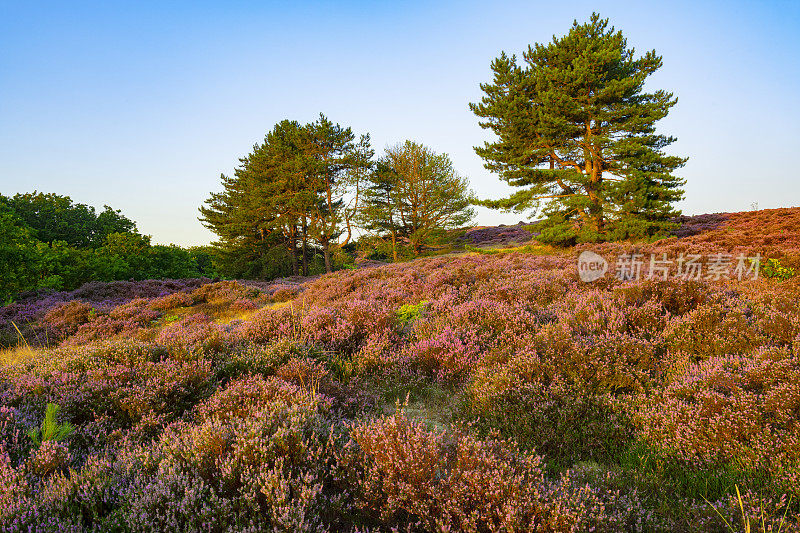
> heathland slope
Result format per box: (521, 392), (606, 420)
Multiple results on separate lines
(0, 208), (799, 531)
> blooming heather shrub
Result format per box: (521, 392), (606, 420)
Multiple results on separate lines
(301, 299), (394, 354)
(352, 329), (407, 374)
(465, 361), (633, 467)
(671, 212), (729, 238)
(271, 285), (299, 302)
(192, 375), (305, 423)
(0, 279), (212, 348)
(148, 291), (195, 311)
(675, 207), (800, 262)
(24, 439), (71, 477)
(751, 293), (800, 345)
(155, 313), (226, 359)
(615, 279), (709, 316)
(218, 340), (301, 380)
(108, 298), (160, 322)
(121, 397), (336, 531)
(404, 325), (482, 381)
(0, 447), (28, 527)
(191, 280), (260, 305)
(2, 279), (207, 320)
(238, 305), (298, 344)
(637, 347), (800, 473)
(2, 342), (216, 449)
(0, 406), (32, 465)
(229, 297), (258, 312)
(42, 301), (94, 339)
(347, 409), (550, 530)
(1, 452), (136, 531)
(532, 326), (660, 394)
(68, 278), (209, 303)
(276, 357), (330, 389)
(67, 298), (161, 345)
(346, 409), (644, 532)
(663, 300), (765, 360)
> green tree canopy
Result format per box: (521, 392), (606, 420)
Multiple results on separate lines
(361, 141), (475, 257)
(0, 204), (40, 301)
(0, 193), (210, 301)
(470, 13), (686, 245)
(1, 191), (137, 248)
(200, 115), (373, 278)
(304, 114), (373, 272)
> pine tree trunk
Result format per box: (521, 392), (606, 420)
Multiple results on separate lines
(595, 175), (604, 233)
(589, 167), (604, 235)
(322, 238), (332, 273)
(288, 226), (299, 276)
(301, 218), (308, 276)
(586, 121), (605, 236)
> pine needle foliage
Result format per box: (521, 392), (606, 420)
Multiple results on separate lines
(471, 13), (686, 245)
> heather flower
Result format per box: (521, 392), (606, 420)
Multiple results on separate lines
(148, 291), (195, 311)
(24, 439), (71, 477)
(155, 313), (226, 358)
(42, 301), (94, 339)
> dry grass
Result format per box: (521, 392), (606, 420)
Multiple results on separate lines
(0, 344), (39, 366)
(158, 300), (291, 326)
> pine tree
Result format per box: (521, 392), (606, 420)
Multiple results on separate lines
(199, 120), (310, 278)
(471, 13), (686, 245)
(361, 161), (403, 262)
(200, 117), (373, 278)
(362, 141), (475, 256)
(304, 114), (370, 272)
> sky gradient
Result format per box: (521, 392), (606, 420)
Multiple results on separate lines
(1, 1), (799, 246)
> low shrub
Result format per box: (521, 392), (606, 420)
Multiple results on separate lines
(67, 299), (160, 345)
(346, 408), (650, 532)
(148, 291), (195, 311)
(218, 340), (302, 380)
(762, 257), (797, 280)
(42, 301), (94, 339)
(271, 285), (299, 302)
(120, 393), (334, 531)
(155, 313), (226, 359)
(637, 347), (800, 473)
(464, 357), (634, 468)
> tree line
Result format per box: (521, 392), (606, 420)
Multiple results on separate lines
(2, 13), (686, 297)
(0, 192), (215, 302)
(199, 115), (475, 279)
(203, 14), (685, 276)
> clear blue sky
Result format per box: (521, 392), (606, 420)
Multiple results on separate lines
(1, 1), (798, 246)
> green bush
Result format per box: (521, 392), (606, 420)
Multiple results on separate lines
(395, 301), (429, 325)
(761, 258), (796, 280)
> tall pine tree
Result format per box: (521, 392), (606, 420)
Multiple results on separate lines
(471, 13), (686, 245)
(304, 114), (372, 272)
(200, 120), (312, 278)
(200, 117), (373, 278)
